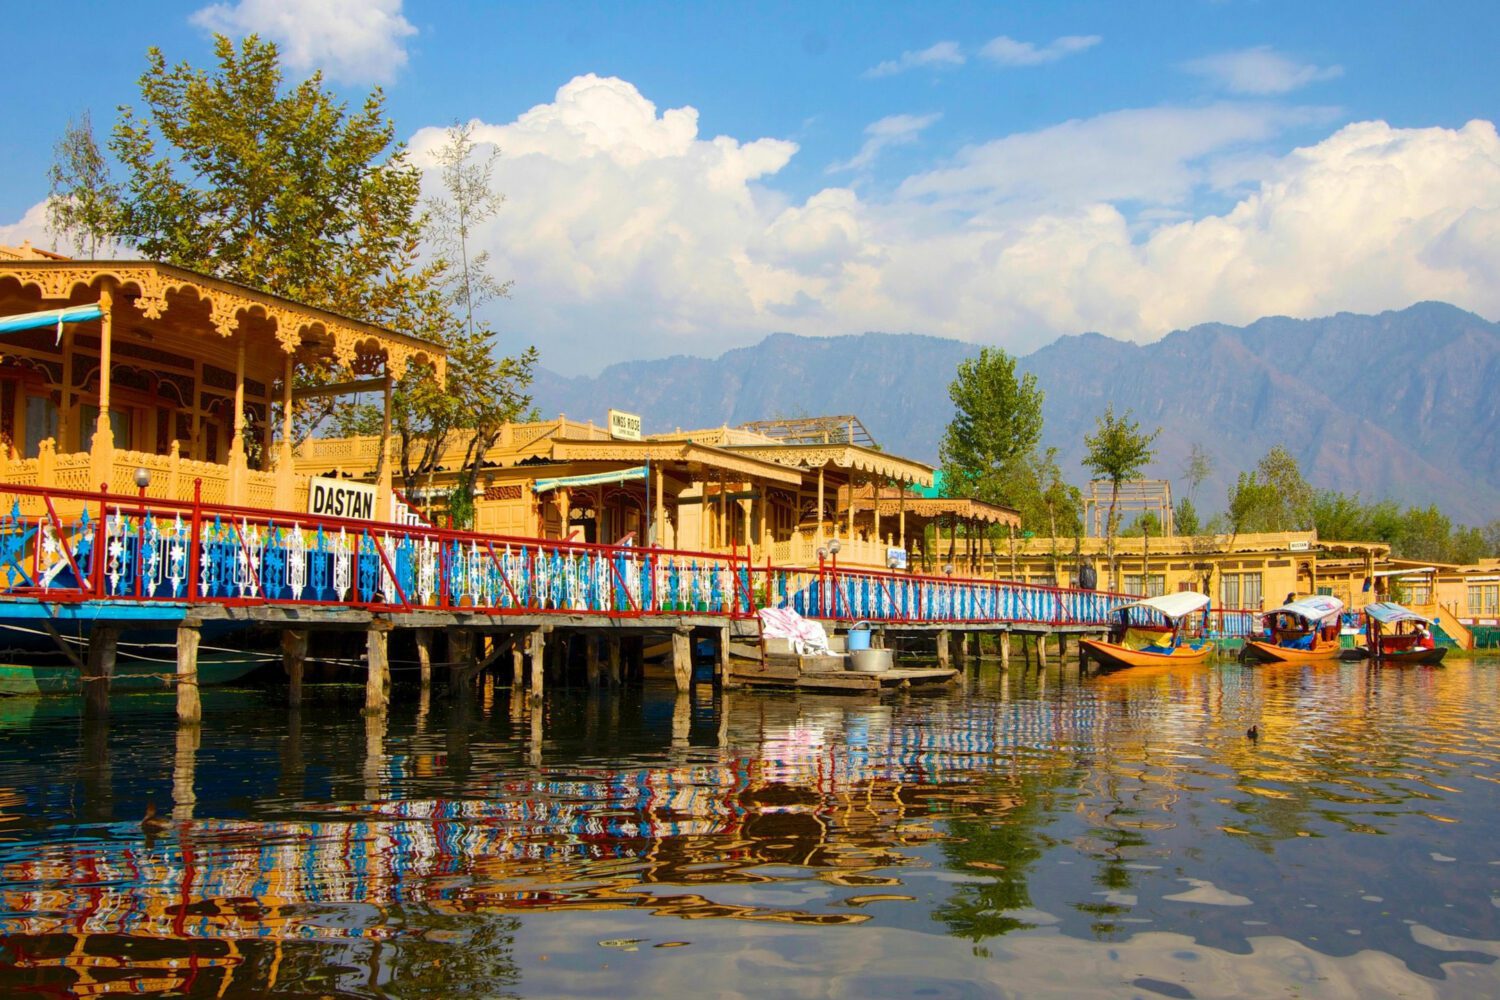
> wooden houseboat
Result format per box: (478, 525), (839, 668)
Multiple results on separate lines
(1357, 601), (1446, 665)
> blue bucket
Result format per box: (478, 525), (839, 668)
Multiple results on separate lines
(847, 626), (872, 651)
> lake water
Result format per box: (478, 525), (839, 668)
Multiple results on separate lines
(0, 658), (1498, 998)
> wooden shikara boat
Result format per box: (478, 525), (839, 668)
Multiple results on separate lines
(1358, 601), (1447, 666)
(1243, 595), (1344, 664)
(1080, 591), (1215, 671)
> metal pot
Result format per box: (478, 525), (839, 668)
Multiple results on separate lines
(848, 649), (893, 673)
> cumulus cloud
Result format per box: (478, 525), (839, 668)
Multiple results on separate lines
(828, 113), (942, 174)
(1184, 46), (1342, 95)
(0, 201), (53, 251)
(391, 74), (1500, 372)
(190, 0), (417, 84)
(981, 34), (1101, 67)
(864, 41), (964, 78)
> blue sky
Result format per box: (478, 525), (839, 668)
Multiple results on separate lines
(4, 1), (1499, 373)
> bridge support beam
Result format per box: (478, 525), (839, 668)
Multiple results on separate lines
(1037, 633), (1049, 669)
(364, 622), (390, 715)
(672, 627), (693, 692)
(84, 625), (118, 718)
(1000, 631), (1011, 670)
(717, 626), (731, 685)
(176, 625), (201, 724)
(936, 629), (951, 669)
(282, 629), (308, 708)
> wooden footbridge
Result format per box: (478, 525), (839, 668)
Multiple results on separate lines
(0, 482), (1153, 720)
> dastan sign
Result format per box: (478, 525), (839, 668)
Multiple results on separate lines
(608, 409), (642, 441)
(308, 477), (377, 520)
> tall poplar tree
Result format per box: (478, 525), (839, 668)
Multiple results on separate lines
(939, 348), (1044, 507)
(1082, 404), (1159, 590)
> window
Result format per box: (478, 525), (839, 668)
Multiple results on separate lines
(1468, 584), (1499, 616)
(1123, 573), (1166, 597)
(1220, 572), (1263, 609)
(23, 394), (57, 458)
(1406, 583), (1432, 605)
(79, 404), (131, 452)
(1317, 586), (1333, 596)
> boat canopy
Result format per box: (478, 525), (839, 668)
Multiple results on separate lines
(1363, 602), (1429, 626)
(1115, 591), (1211, 621)
(1265, 595), (1344, 623)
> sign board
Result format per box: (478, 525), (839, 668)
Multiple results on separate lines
(886, 547), (909, 571)
(608, 409), (642, 441)
(1288, 540), (1311, 552)
(308, 476), (377, 520)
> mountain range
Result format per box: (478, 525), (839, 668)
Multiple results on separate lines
(530, 302), (1500, 524)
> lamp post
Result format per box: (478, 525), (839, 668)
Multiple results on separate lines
(134, 466), (150, 499)
(829, 538), (842, 618)
(817, 545), (828, 619)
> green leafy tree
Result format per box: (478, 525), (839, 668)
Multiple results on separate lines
(1485, 520), (1500, 558)
(939, 349), (1044, 509)
(1174, 496), (1200, 536)
(1081, 404), (1159, 590)
(1450, 526), (1488, 565)
(1396, 504), (1453, 562)
(46, 110), (121, 257)
(426, 120), (514, 335)
(1226, 446), (1314, 533)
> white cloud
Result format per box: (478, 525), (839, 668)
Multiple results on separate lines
(864, 41), (965, 78)
(0, 201), (53, 251)
(828, 113), (942, 174)
(980, 34), (1101, 67)
(190, 0), (417, 84)
(393, 75), (1500, 372)
(1184, 46), (1342, 95)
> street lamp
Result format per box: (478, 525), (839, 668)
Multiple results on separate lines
(816, 546), (829, 618)
(134, 466), (151, 498)
(944, 563), (954, 578)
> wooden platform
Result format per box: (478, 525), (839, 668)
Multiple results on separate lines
(727, 654), (957, 693)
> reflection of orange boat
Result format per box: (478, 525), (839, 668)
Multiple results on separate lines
(1080, 592), (1214, 671)
(1244, 596), (1344, 664)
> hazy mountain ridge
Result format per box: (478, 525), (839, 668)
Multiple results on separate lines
(530, 303), (1500, 524)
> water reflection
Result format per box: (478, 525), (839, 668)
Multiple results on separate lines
(0, 661), (1495, 996)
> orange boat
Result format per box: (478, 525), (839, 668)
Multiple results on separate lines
(1080, 592), (1215, 671)
(1244, 596), (1344, 664)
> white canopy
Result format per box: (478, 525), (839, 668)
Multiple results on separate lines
(1115, 591), (1211, 620)
(1265, 595), (1344, 623)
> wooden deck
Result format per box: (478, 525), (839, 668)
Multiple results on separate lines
(727, 653), (957, 693)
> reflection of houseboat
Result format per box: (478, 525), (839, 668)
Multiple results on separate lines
(1354, 602), (1446, 665)
(1079, 592), (1213, 670)
(0, 247), (446, 691)
(1244, 596), (1345, 663)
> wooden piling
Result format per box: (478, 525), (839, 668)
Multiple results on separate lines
(364, 622), (391, 715)
(83, 625), (118, 718)
(414, 629), (434, 690)
(586, 635), (603, 690)
(175, 625), (201, 724)
(1037, 632), (1049, 669)
(936, 629), (951, 669)
(717, 625), (731, 684)
(281, 629), (307, 709)
(672, 628), (693, 692)
(1000, 631), (1011, 670)
(527, 628), (546, 702)
(608, 637), (622, 686)
(952, 631), (967, 669)
(511, 645), (525, 688)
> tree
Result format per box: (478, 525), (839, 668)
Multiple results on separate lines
(1396, 505), (1452, 563)
(1173, 497), (1200, 537)
(1450, 525), (1488, 565)
(426, 121), (513, 336)
(1081, 404), (1159, 590)
(1225, 446), (1314, 533)
(1182, 443), (1213, 503)
(46, 111), (121, 257)
(939, 349), (1044, 509)
(112, 34), (417, 315)
(1486, 520), (1500, 558)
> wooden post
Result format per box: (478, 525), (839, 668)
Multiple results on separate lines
(816, 467), (826, 546)
(586, 635), (603, 690)
(1037, 632), (1049, 669)
(608, 637), (622, 686)
(672, 628), (693, 692)
(89, 284), (116, 488)
(655, 464), (666, 546)
(364, 623), (390, 715)
(627, 635), (645, 682)
(672, 692), (691, 746)
(282, 629), (308, 708)
(414, 628), (433, 690)
(528, 629), (545, 702)
(1000, 630), (1011, 670)
(176, 625), (201, 724)
(511, 645), (525, 688)
(84, 625), (118, 717)
(717, 625), (730, 685)
(952, 631), (967, 669)
(936, 629), (951, 669)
